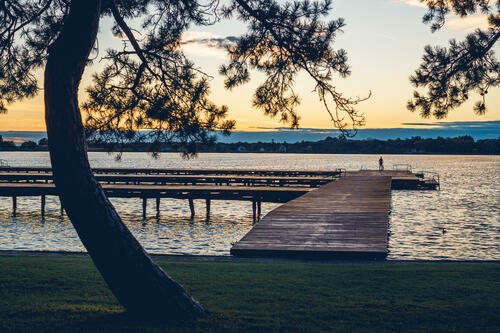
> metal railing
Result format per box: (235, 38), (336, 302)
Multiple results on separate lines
(336, 168), (347, 178)
(392, 164), (412, 172)
(0, 159), (9, 167)
(415, 170), (440, 190)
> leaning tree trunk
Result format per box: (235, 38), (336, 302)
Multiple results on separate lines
(44, 0), (205, 319)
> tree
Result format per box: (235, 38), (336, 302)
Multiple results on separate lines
(20, 140), (37, 150)
(0, 135), (16, 150)
(0, 0), (364, 319)
(408, 0), (500, 118)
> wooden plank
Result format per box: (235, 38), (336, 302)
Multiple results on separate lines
(0, 182), (311, 203)
(231, 176), (392, 259)
(0, 168), (438, 190)
(0, 166), (343, 178)
(0, 172), (332, 187)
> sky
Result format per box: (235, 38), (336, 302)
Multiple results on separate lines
(1, 0), (499, 140)
(3, 120), (499, 144)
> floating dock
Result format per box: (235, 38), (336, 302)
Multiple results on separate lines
(349, 170), (440, 190)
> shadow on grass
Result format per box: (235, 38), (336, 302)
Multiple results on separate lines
(68, 311), (204, 332)
(1, 256), (499, 332)
(3, 307), (227, 332)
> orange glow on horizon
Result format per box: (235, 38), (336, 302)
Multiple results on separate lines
(3, 98), (496, 133)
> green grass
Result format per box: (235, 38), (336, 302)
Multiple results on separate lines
(0, 256), (499, 332)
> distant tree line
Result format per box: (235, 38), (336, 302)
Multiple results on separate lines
(2, 135), (498, 155)
(0, 136), (48, 151)
(208, 136), (500, 154)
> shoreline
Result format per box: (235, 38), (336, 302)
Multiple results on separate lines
(1, 249), (499, 264)
(1, 149), (500, 156)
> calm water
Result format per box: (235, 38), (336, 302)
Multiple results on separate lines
(0, 152), (498, 260)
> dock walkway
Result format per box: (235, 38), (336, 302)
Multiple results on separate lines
(0, 168), (339, 219)
(0, 182), (310, 219)
(0, 166), (343, 178)
(0, 172), (331, 188)
(0, 183), (309, 202)
(0, 167), (437, 243)
(231, 175), (392, 259)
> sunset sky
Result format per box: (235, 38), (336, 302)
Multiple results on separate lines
(1, 0), (499, 135)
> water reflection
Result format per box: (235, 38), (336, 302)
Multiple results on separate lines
(0, 152), (498, 260)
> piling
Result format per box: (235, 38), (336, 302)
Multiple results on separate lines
(41, 195), (46, 217)
(12, 196), (17, 216)
(142, 197), (147, 219)
(188, 198), (195, 218)
(156, 197), (160, 218)
(205, 199), (211, 220)
(252, 200), (257, 223)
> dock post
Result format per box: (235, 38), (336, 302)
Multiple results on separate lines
(252, 200), (257, 224)
(257, 200), (262, 221)
(188, 198), (195, 218)
(41, 195), (46, 218)
(205, 199), (211, 220)
(12, 196), (17, 216)
(156, 197), (160, 218)
(142, 197), (147, 219)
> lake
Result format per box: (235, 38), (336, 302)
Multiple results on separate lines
(0, 152), (498, 260)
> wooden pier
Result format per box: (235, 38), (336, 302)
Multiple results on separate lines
(0, 183), (310, 220)
(0, 166), (439, 259)
(0, 166), (344, 178)
(0, 167), (341, 220)
(0, 172), (331, 187)
(230, 175), (392, 259)
(0, 167), (338, 222)
(349, 170), (440, 190)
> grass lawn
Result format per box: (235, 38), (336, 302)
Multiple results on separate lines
(0, 256), (499, 332)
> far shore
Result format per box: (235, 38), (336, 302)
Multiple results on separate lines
(1, 148), (499, 155)
(2, 135), (499, 155)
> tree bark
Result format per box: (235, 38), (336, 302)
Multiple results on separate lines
(44, 0), (205, 320)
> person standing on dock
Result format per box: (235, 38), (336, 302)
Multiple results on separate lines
(379, 156), (384, 171)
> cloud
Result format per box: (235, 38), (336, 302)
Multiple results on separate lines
(445, 15), (489, 31)
(181, 31), (238, 59)
(394, 1), (489, 31)
(183, 31), (238, 48)
(254, 121), (500, 132)
(392, 0), (426, 8)
(3, 121), (498, 144)
(251, 126), (339, 134)
(241, 121), (500, 141)
(401, 120), (500, 129)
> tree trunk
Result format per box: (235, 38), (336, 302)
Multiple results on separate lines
(44, 0), (205, 320)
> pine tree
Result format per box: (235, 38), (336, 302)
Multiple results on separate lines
(408, 0), (500, 118)
(0, 0), (364, 319)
